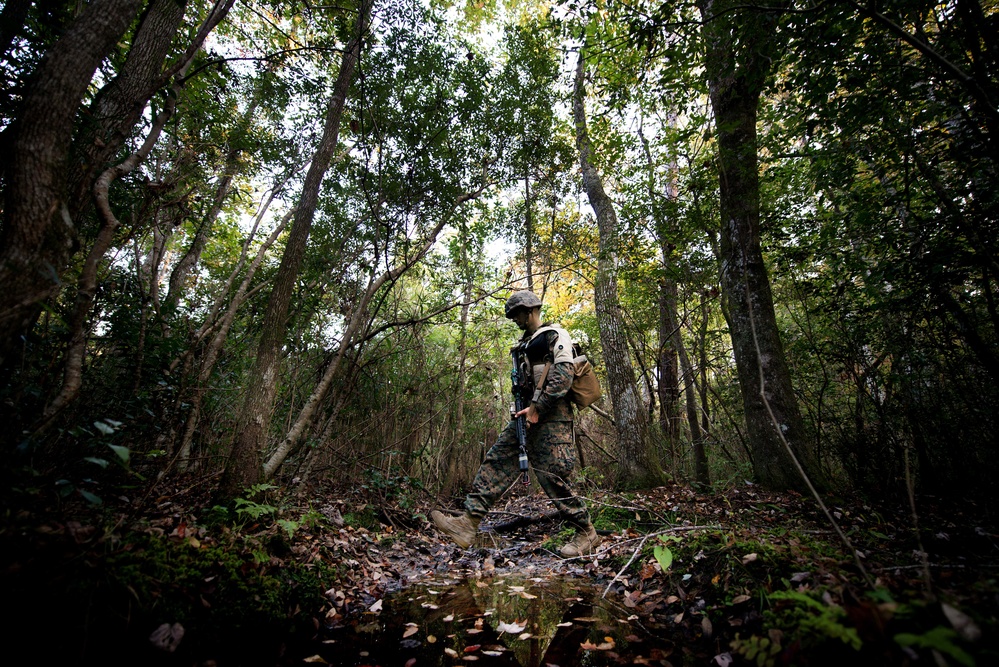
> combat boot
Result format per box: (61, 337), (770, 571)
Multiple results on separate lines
(560, 524), (602, 557)
(430, 510), (480, 548)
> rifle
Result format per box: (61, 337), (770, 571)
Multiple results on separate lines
(510, 345), (532, 485)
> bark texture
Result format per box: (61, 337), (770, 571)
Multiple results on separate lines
(0, 0), (144, 367)
(70, 0), (189, 213)
(217, 0), (372, 500)
(699, 0), (823, 491)
(573, 53), (662, 489)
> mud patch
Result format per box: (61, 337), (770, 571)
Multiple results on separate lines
(315, 575), (689, 666)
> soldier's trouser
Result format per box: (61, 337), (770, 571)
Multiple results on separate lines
(464, 418), (590, 527)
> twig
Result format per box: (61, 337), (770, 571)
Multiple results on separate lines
(576, 426), (619, 462)
(604, 533), (651, 598)
(587, 404), (616, 424)
(873, 563), (999, 572)
(560, 524), (723, 565)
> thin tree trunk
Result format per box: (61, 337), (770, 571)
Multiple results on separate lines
(262, 185), (486, 480)
(658, 279), (682, 443)
(638, 118), (683, 454)
(0, 0), (144, 367)
(674, 310), (708, 486)
(699, 0), (823, 491)
(164, 93), (263, 311)
(525, 168), (534, 291)
(37, 87), (179, 428)
(447, 242), (474, 493)
(175, 210), (293, 470)
(573, 52), (662, 489)
(218, 0), (372, 500)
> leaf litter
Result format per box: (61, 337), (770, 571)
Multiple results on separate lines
(3, 477), (997, 665)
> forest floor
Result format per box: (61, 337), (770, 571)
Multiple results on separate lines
(1, 471), (996, 667)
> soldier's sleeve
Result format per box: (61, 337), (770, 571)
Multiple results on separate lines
(533, 361), (574, 419)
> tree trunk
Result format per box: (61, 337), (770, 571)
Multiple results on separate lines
(524, 168), (534, 291)
(699, 0), (823, 491)
(69, 0), (190, 214)
(175, 209), (292, 470)
(0, 0), (144, 368)
(573, 52), (662, 489)
(217, 0), (372, 500)
(447, 241), (474, 493)
(658, 274), (681, 447)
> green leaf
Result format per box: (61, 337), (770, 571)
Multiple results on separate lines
(108, 444), (130, 465)
(653, 545), (673, 570)
(94, 421), (115, 435)
(78, 489), (103, 505)
(895, 628), (973, 667)
(84, 457), (109, 468)
(277, 519), (299, 538)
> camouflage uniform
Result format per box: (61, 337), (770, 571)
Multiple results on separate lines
(464, 327), (591, 528)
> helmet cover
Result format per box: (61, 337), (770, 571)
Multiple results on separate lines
(504, 290), (542, 318)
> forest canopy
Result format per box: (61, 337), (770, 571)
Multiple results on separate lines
(1, 0), (997, 511)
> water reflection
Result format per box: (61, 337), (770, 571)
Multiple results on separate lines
(321, 575), (676, 666)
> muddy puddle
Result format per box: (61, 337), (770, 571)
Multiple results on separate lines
(314, 575), (682, 666)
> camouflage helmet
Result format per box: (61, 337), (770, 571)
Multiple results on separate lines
(504, 290), (542, 318)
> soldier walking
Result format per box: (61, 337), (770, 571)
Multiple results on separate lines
(430, 290), (602, 557)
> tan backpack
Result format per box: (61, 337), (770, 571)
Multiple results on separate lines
(568, 353), (601, 408)
(532, 328), (602, 408)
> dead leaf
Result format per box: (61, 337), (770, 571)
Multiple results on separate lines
(466, 628), (483, 634)
(149, 622), (184, 653)
(713, 652), (733, 666)
(701, 616), (713, 638)
(405, 659), (416, 667)
(943, 603), (982, 642)
(482, 650), (503, 656)
(741, 553), (758, 565)
(462, 657), (479, 661)
(402, 626), (419, 638)
(673, 612), (684, 624)
(464, 645), (481, 653)
(303, 655), (327, 664)
(496, 621), (526, 634)
(443, 614), (454, 622)
(731, 594), (751, 605)
(518, 591), (538, 600)
(427, 635), (437, 643)
(666, 595), (679, 604)
(445, 648), (458, 657)
(556, 622), (573, 627)
(517, 633), (532, 640)
(369, 599), (383, 613)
